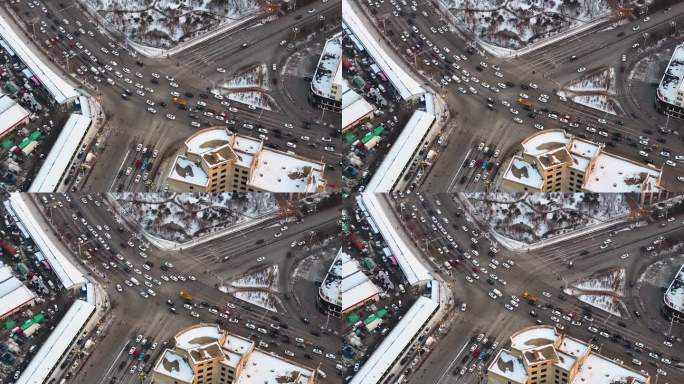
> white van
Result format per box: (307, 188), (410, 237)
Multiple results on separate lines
(493, 289), (502, 297)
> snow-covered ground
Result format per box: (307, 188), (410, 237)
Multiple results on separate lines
(466, 193), (629, 244)
(226, 91), (275, 110)
(222, 64), (269, 90)
(231, 265), (279, 290)
(565, 268), (625, 295)
(84, 0), (261, 49)
(114, 193), (278, 243)
(570, 94), (618, 115)
(566, 68), (616, 93)
(576, 294), (622, 317)
(233, 291), (278, 312)
(559, 68), (622, 115)
(564, 268), (626, 316)
(439, 0), (623, 51)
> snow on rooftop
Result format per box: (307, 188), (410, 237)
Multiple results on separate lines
(343, 1), (424, 100)
(664, 263), (684, 313)
(9, 193), (86, 289)
(571, 353), (648, 384)
(583, 152), (661, 193)
(16, 299), (94, 384)
(0, 94), (29, 137)
(510, 325), (557, 351)
(350, 296), (438, 384)
(657, 43), (684, 106)
(488, 349), (527, 383)
(175, 324), (222, 350)
(236, 350), (314, 384)
(249, 149), (326, 193)
(503, 156), (543, 189)
(319, 249), (380, 311)
(154, 349), (194, 383)
(365, 110), (434, 192)
(360, 193), (432, 285)
(168, 155), (209, 187)
(222, 334), (253, 358)
(342, 85), (374, 129)
(569, 138), (601, 159)
(556, 335), (589, 359)
(232, 134), (262, 155)
(234, 152), (254, 169)
(311, 32), (342, 101)
(185, 128), (231, 155)
(29, 113), (91, 192)
(0, 17), (78, 104)
(0, 266), (35, 318)
(555, 350), (577, 372)
(570, 154), (590, 172)
(521, 130), (569, 157)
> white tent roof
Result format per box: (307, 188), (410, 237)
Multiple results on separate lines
(29, 113), (91, 192)
(0, 16), (78, 104)
(16, 299), (94, 384)
(342, 1), (424, 100)
(8, 193), (86, 289)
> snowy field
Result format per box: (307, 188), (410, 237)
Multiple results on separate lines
(576, 294), (622, 317)
(439, 0), (622, 51)
(222, 64), (269, 90)
(559, 68), (622, 114)
(466, 193), (629, 244)
(571, 268), (625, 294)
(220, 265), (282, 312)
(566, 68), (616, 94)
(114, 193), (278, 243)
(84, 0), (261, 49)
(226, 91), (275, 110)
(570, 94), (619, 115)
(231, 265), (279, 290)
(233, 291), (278, 312)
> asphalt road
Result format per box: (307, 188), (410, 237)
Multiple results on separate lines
(4, 0), (342, 192)
(30, 193), (344, 384)
(350, 0), (684, 192)
(388, 193), (684, 383)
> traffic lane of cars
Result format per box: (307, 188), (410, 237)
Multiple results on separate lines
(69, 196), (343, 345)
(28, 4), (341, 168)
(407, 194), (684, 374)
(377, 1), (684, 174)
(47, 195), (342, 370)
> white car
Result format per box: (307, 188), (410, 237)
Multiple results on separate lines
(147, 107), (156, 114)
(169, 82), (179, 88)
(528, 83), (538, 89)
(534, 123), (544, 130)
(577, 67), (586, 73)
(256, 257), (265, 262)
(633, 25), (640, 31)
(145, 99), (155, 106)
(286, 142), (296, 148)
(166, 114), (176, 120)
(216, 67), (226, 73)
(191, 121), (201, 128)
(513, 117), (523, 124)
